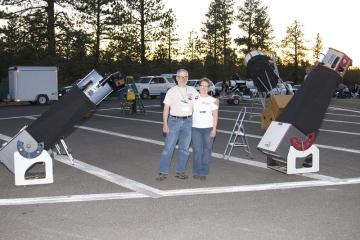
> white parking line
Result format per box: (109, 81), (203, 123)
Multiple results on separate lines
(0, 192), (146, 206)
(0, 115), (39, 120)
(219, 108), (360, 118)
(0, 133), (11, 141)
(1, 113), (359, 154)
(1, 177), (360, 206)
(75, 125), (343, 182)
(92, 114), (360, 154)
(54, 155), (163, 198)
(329, 106), (360, 113)
(144, 110), (360, 130)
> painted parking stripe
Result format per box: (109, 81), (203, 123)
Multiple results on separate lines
(217, 108), (360, 118)
(144, 110), (360, 128)
(0, 131), (163, 199)
(0, 192), (146, 206)
(0, 129), (350, 185)
(1, 177), (360, 206)
(75, 125), (342, 182)
(97, 111), (360, 137)
(54, 155), (163, 198)
(1, 113), (358, 153)
(23, 116), (37, 120)
(4, 112), (360, 138)
(91, 114), (360, 154)
(0, 115), (39, 120)
(329, 106), (360, 113)
(0, 133), (11, 141)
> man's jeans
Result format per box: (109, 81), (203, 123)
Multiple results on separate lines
(191, 127), (214, 176)
(159, 116), (192, 174)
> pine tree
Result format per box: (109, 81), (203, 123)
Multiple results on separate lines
(125, 0), (167, 73)
(153, 9), (179, 71)
(182, 30), (205, 62)
(0, 0), (74, 64)
(202, 0), (234, 80)
(73, 0), (127, 68)
(236, 0), (273, 55)
(280, 20), (307, 83)
(312, 33), (323, 64)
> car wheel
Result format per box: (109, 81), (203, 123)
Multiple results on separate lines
(36, 94), (49, 105)
(141, 90), (150, 99)
(233, 98), (240, 105)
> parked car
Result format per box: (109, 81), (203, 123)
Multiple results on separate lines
(58, 85), (73, 98)
(187, 79), (216, 96)
(271, 82), (294, 95)
(161, 73), (177, 84)
(292, 84), (301, 94)
(135, 76), (175, 99)
(214, 81), (223, 96)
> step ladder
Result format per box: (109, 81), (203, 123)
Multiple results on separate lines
(118, 76), (145, 114)
(223, 107), (252, 159)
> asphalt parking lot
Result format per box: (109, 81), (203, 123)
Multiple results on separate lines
(1, 97), (360, 240)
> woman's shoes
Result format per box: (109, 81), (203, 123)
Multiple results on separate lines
(175, 172), (189, 179)
(193, 175), (206, 180)
(157, 173), (205, 181)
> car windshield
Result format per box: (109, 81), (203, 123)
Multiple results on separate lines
(166, 78), (175, 83)
(187, 81), (197, 86)
(138, 77), (151, 83)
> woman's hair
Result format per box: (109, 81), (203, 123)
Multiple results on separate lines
(199, 77), (211, 86)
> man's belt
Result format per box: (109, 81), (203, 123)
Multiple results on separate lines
(170, 115), (192, 119)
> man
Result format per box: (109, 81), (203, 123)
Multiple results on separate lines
(156, 69), (198, 181)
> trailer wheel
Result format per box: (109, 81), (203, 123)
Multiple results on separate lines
(36, 94), (49, 105)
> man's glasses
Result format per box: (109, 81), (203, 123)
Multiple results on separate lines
(177, 75), (188, 79)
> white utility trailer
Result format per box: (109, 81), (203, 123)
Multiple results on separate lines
(8, 66), (58, 105)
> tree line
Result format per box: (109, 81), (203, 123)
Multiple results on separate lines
(0, 0), (358, 88)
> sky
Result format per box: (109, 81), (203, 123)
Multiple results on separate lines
(162, 0), (360, 67)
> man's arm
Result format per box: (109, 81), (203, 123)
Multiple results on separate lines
(163, 103), (170, 134)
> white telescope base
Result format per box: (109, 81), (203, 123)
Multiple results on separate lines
(14, 150), (53, 186)
(286, 145), (319, 174)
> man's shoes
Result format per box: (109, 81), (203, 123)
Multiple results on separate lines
(199, 176), (206, 180)
(175, 172), (188, 180)
(156, 173), (167, 181)
(193, 175), (206, 180)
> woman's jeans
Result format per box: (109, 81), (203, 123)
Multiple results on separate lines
(159, 116), (192, 174)
(191, 127), (214, 176)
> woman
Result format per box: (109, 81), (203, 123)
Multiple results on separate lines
(191, 78), (219, 180)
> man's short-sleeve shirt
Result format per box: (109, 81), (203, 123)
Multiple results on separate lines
(163, 85), (199, 116)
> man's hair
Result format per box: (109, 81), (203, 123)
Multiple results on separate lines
(176, 69), (188, 77)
